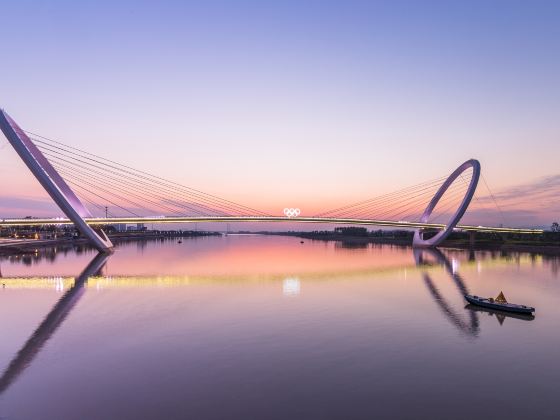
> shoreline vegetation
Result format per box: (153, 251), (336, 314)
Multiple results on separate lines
(1, 226), (560, 256)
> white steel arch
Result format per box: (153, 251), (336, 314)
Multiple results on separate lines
(0, 109), (113, 252)
(413, 159), (481, 248)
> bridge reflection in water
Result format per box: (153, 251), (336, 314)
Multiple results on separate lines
(414, 248), (480, 337)
(0, 252), (109, 394)
(0, 246), (539, 395)
(414, 248), (535, 337)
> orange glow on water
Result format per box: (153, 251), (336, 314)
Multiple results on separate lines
(107, 236), (415, 277)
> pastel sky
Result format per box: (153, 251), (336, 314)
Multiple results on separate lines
(0, 0), (559, 227)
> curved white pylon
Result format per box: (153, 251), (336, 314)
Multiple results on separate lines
(413, 159), (481, 248)
(0, 109), (113, 252)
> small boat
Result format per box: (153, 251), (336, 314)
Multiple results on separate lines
(464, 291), (534, 314)
(465, 304), (535, 322)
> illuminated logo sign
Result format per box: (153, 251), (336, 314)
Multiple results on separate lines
(283, 208), (300, 218)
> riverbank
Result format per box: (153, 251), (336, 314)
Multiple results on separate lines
(264, 231), (560, 255)
(2, 229), (559, 257)
(0, 231), (220, 255)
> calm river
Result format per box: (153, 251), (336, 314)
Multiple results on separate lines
(1, 235), (559, 419)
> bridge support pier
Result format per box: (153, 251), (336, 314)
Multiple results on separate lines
(468, 231), (476, 247)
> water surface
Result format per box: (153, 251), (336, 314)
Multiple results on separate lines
(1, 235), (559, 419)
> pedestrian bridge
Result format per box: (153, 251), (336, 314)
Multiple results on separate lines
(0, 215), (542, 235)
(0, 108), (543, 251)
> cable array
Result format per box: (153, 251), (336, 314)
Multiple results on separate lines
(316, 170), (474, 223)
(26, 131), (270, 218)
(316, 167), (506, 226)
(24, 130), (507, 226)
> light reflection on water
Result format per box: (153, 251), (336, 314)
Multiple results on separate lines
(283, 277), (301, 297)
(0, 235), (559, 419)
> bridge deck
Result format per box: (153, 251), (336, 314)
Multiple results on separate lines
(0, 216), (543, 234)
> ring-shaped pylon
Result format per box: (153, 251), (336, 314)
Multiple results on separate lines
(413, 159), (481, 248)
(0, 109), (113, 252)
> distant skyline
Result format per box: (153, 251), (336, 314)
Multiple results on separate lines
(1, 0), (559, 228)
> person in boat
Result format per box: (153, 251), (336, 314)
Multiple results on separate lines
(488, 291), (507, 303)
(495, 291), (507, 303)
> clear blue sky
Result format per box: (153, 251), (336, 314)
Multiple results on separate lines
(0, 0), (559, 226)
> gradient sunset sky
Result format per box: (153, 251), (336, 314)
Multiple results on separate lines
(0, 0), (558, 227)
